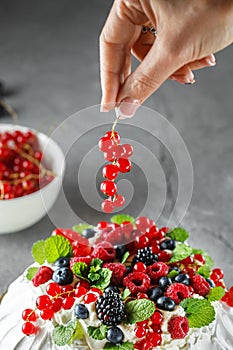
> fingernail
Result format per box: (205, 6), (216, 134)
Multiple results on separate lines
(206, 58), (216, 66)
(185, 79), (196, 85)
(100, 101), (116, 112)
(100, 105), (110, 112)
(116, 97), (140, 119)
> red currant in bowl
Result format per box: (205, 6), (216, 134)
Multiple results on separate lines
(0, 124), (65, 234)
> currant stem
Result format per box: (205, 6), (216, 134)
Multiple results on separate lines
(111, 116), (120, 145)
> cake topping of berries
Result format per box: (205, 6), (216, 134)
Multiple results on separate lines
(21, 214), (229, 347)
(96, 289), (125, 326)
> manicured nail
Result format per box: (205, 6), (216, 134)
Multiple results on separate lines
(100, 101), (116, 112)
(206, 58), (216, 66)
(116, 97), (140, 119)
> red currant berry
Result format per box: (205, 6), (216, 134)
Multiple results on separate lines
(133, 262), (147, 273)
(100, 180), (117, 196)
(62, 296), (75, 310)
(114, 145), (126, 158)
(151, 311), (163, 325)
(40, 308), (54, 320)
(61, 285), (75, 297)
(194, 254), (206, 264)
(46, 283), (61, 297)
(76, 280), (90, 289)
(36, 295), (52, 310)
(136, 320), (148, 328)
(84, 292), (98, 304)
(141, 340), (153, 350)
(122, 144), (133, 158)
(102, 164), (118, 180)
(22, 322), (37, 336)
(135, 234), (149, 249)
(97, 221), (108, 230)
(101, 199), (115, 213)
(229, 286), (233, 298)
(180, 256), (194, 265)
(51, 298), (63, 312)
(98, 137), (114, 152)
(157, 251), (172, 262)
(210, 268), (224, 282)
(22, 309), (37, 322)
(136, 216), (151, 232)
(90, 287), (102, 295)
(135, 326), (147, 338)
(116, 158), (132, 173)
(146, 333), (162, 347)
(113, 194), (125, 207)
(75, 286), (88, 298)
(150, 324), (162, 333)
(104, 131), (120, 144)
(104, 150), (116, 162)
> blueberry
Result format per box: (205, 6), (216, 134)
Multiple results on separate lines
(74, 304), (89, 319)
(105, 286), (120, 294)
(160, 239), (176, 251)
(55, 257), (70, 268)
(174, 273), (190, 286)
(156, 296), (176, 311)
(82, 228), (96, 239)
(106, 326), (124, 345)
(158, 276), (172, 289)
(52, 267), (73, 286)
(206, 278), (215, 288)
(147, 287), (164, 301)
(115, 245), (127, 261)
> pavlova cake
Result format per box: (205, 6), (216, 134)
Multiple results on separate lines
(0, 215), (233, 350)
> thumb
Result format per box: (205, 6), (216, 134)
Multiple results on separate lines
(116, 38), (183, 117)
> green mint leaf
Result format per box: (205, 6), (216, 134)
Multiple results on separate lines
(68, 321), (84, 344)
(121, 251), (130, 264)
(180, 298), (215, 328)
(73, 223), (93, 234)
(169, 243), (193, 263)
(26, 267), (39, 281)
(125, 299), (155, 324)
(88, 272), (101, 282)
(32, 240), (46, 264)
(206, 287), (225, 302)
(72, 262), (89, 281)
(90, 268), (112, 290)
(167, 269), (179, 279)
(197, 265), (211, 278)
(87, 325), (108, 340)
(111, 214), (135, 225)
(90, 258), (103, 269)
(122, 288), (131, 300)
(167, 227), (189, 242)
(104, 342), (134, 350)
(45, 235), (73, 263)
(192, 248), (214, 267)
(53, 320), (77, 346)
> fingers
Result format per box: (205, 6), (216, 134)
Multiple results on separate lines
(99, 0), (143, 112)
(116, 38), (181, 117)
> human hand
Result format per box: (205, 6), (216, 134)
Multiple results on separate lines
(100, 0), (233, 117)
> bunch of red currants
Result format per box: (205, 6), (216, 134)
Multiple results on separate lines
(0, 129), (55, 200)
(98, 130), (133, 213)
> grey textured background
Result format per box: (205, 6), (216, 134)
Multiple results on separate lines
(0, 0), (233, 293)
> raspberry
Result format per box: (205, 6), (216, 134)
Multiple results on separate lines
(32, 266), (53, 287)
(146, 262), (169, 284)
(222, 292), (233, 307)
(123, 272), (151, 294)
(190, 274), (211, 296)
(70, 256), (92, 269)
(92, 241), (116, 262)
(165, 283), (190, 304)
(103, 262), (127, 287)
(168, 316), (189, 339)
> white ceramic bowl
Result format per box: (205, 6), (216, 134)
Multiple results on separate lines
(0, 124), (65, 234)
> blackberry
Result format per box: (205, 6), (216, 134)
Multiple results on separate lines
(95, 290), (125, 326)
(132, 247), (158, 266)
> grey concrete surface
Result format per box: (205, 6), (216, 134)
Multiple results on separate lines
(0, 0), (233, 294)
